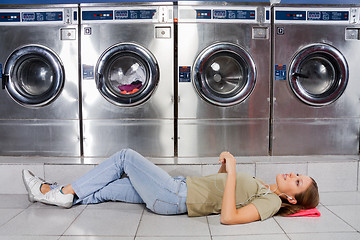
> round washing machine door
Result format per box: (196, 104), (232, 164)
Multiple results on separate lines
(289, 43), (349, 106)
(3, 45), (65, 107)
(193, 43), (256, 107)
(96, 43), (159, 106)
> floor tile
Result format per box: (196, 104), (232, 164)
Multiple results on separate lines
(212, 234), (289, 240)
(0, 209), (23, 227)
(0, 207), (84, 236)
(326, 205), (360, 231)
(136, 211), (210, 237)
(208, 215), (284, 236)
(288, 232), (360, 240)
(64, 207), (143, 236)
(274, 205), (355, 234)
(0, 236), (59, 240)
(0, 194), (31, 209)
(60, 237), (133, 240)
(136, 237), (211, 240)
(320, 192), (360, 206)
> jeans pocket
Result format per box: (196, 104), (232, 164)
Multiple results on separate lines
(153, 199), (178, 215)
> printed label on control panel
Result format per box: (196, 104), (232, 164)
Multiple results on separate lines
(308, 11), (349, 21)
(179, 66), (191, 82)
(83, 65), (94, 79)
(115, 10), (156, 20)
(213, 10), (255, 20)
(0, 12), (20, 22)
(0, 63), (2, 79)
(275, 65), (287, 81)
(22, 12), (63, 22)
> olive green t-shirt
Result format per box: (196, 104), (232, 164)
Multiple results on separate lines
(186, 172), (282, 221)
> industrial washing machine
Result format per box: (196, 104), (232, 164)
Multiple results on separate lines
(177, 1), (271, 158)
(272, 4), (360, 155)
(80, 2), (174, 158)
(0, 4), (80, 157)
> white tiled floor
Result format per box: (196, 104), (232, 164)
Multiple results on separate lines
(0, 192), (360, 239)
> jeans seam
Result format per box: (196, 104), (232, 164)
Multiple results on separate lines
(153, 199), (178, 214)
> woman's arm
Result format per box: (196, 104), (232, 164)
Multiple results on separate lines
(220, 152), (261, 225)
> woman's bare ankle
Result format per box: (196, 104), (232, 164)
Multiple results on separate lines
(40, 184), (51, 194)
(62, 184), (75, 195)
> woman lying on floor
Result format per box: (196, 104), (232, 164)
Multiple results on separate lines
(22, 149), (319, 225)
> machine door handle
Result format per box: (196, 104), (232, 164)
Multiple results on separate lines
(292, 72), (309, 79)
(2, 74), (8, 90)
(96, 73), (103, 89)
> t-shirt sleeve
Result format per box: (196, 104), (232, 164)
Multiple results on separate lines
(251, 194), (282, 221)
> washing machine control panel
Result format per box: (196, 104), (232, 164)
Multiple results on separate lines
(178, 6), (270, 23)
(81, 7), (173, 23)
(275, 8), (360, 24)
(0, 9), (78, 24)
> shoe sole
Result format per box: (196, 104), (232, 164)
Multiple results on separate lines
(38, 198), (73, 208)
(22, 170), (35, 203)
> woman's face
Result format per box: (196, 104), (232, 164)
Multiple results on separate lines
(276, 173), (312, 200)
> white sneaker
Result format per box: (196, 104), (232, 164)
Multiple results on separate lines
(22, 169), (45, 203)
(38, 186), (74, 208)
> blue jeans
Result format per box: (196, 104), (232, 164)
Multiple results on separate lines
(69, 149), (187, 215)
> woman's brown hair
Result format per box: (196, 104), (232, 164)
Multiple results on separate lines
(276, 177), (319, 216)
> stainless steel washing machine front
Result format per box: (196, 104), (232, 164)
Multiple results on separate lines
(0, 4), (80, 157)
(272, 4), (360, 155)
(177, 1), (271, 158)
(80, 3), (174, 158)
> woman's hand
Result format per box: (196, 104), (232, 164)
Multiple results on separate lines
(218, 151), (236, 175)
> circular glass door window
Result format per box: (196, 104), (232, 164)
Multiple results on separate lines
(96, 43), (159, 106)
(193, 43), (256, 106)
(289, 43), (348, 106)
(3, 45), (64, 107)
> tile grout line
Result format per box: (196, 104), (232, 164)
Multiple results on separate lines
(0, 206), (28, 229)
(273, 217), (291, 240)
(59, 204), (88, 237)
(357, 160), (359, 191)
(0, 197), (36, 235)
(206, 216), (213, 240)
(321, 204), (359, 233)
(133, 206), (146, 239)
